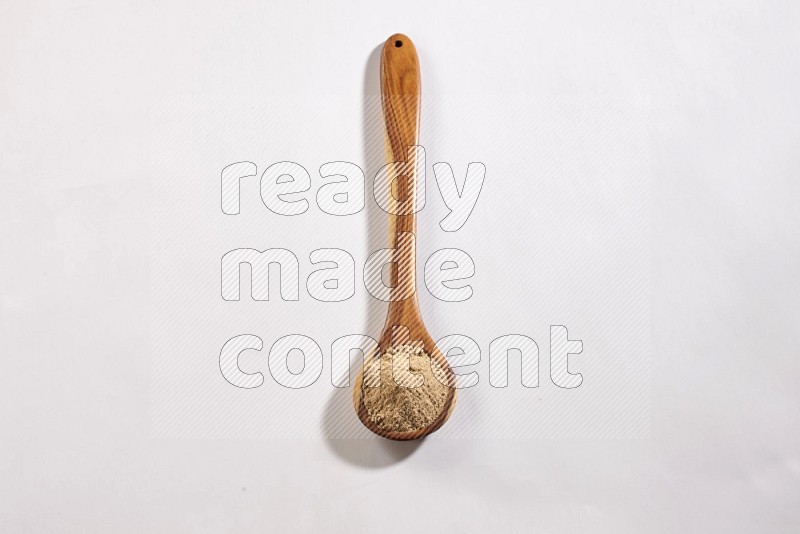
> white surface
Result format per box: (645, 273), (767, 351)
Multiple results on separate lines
(2, 1), (799, 532)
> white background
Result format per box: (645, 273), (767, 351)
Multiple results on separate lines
(2, 1), (799, 532)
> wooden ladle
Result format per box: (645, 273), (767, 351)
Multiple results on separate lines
(352, 34), (457, 440)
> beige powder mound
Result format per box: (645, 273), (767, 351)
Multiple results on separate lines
(362, 344), (451, 433)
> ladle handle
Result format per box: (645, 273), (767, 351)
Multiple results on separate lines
(380, 33), (421, 307)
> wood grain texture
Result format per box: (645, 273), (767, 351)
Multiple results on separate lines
(352, 34), (458, 441)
